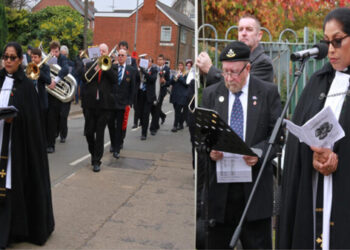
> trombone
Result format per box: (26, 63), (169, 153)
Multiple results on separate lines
(25, 54), (53, 80)
(84, 44), (118, 83)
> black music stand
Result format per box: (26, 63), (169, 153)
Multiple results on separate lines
(194, 107), (258, 249)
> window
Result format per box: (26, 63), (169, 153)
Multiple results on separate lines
(161, 26), (172, 42)
(180, 29), (187, 44)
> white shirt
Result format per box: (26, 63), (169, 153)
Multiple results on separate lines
(0, 76), (14, 189)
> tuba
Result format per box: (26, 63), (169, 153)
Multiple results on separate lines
(39, 43), (77, 103)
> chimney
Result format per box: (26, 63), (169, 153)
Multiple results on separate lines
(143, 0), (157, 20)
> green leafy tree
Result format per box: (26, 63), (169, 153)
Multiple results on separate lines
(29, 6), (92, 59)
(5, 6), (29, 45)
(5, 5), (93, 59)
(0, 0), (8, 55)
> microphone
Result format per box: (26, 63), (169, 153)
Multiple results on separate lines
(291, 43), (328, 61)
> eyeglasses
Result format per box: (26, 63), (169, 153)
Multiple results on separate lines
(222, 63), (248, 78)
(2, 55), (18, 62)
(320, 35), (350, 49)
(118, 54), (126, 57)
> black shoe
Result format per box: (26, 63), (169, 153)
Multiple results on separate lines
(171, 127), (177, 132)
(150, 130), (156, 136)
(113, 152), (120, 159)
(47, 147), (55, 153)
(60, 138), (66, 143)
(93, 164), (100, 172)
(141, 135), (146, 140)
(161, 115), (166, 125)
(132, 124), (137, 129)
(177, 125), (184, 130)
(109, 146), (115, 153)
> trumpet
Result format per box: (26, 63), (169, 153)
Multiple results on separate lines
(25, 54), (53, 80)
(79, 50), (89, 59)
(84, 44), (118, 83)
(173, 70), (182, 82)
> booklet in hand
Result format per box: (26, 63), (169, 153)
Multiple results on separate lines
(284, 106), (344, 148)
(0, 106), (18, 121)
(194, 107), (257, 157)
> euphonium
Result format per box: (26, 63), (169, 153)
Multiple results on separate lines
(39, 44), (77, 103)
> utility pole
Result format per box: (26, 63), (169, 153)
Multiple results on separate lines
(83, 0), (88, 49)
(133, 0), (139, 51)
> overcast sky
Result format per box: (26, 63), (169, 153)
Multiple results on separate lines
(94, 0), (174, 12)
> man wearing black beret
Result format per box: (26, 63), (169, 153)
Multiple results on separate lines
(198, 41), (281, 248)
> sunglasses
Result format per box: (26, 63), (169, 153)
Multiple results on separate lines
(2, 55), (18, 62)
(320, 35), (349, 49)
(118, 54), (126, 57)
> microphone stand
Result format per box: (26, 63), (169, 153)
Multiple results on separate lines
(229, 57), (309, 248)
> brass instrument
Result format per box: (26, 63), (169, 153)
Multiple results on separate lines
(79, 50), (89, 59)
(84, 44), (118, 83)
(25, 54), (53, 80)
(39, 43), (77, 103)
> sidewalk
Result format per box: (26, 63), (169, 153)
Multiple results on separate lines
(11, 102), (195, 249)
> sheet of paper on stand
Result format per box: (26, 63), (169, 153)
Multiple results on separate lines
(216, 152), (252, 183)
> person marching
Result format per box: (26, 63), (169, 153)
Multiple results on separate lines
(109, 48), (135, 159)
(46, 41), (69, 153)
(83, 43), (118, 172)
(170, 61), (189, 132)
(29, 47), (51, 139)
(139, 57), (158, 140)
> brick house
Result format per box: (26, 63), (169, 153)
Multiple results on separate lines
(32, 0), (96, 29)
(94, 0), (194, 69)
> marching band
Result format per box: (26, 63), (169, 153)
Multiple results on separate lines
(9, 40), (194, 172)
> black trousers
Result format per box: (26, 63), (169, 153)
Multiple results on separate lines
(134, 90), (144, 126)
(0, 190), (11, 248)
(173, 103), (185, 128)
(158, 88), (167, 120)
(47, 95), (63, 148)
(139, 92), (153, 137)
(84, 108), (111, 166)
(150, 101), (160, 132)
(206, 184), (272, 249)
(59, 101), (71, 139)
(107, 109), (125, 153)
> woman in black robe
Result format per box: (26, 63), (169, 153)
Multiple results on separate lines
(0, 42), (54, 248)
(278, 8), (350, 249)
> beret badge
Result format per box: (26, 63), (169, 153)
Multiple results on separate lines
(226, 49), (236, 58)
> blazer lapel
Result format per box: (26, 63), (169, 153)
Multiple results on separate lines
(215, 83), (229, 124)
(245, 79), (262, 146)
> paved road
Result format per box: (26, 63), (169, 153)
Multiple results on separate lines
(10, 97), (195, 249)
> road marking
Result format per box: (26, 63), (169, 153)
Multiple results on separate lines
(69, 141), (111, 166)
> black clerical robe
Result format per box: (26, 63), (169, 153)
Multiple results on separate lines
(278, 63), (350, 249)
(0, 68), (54, 246)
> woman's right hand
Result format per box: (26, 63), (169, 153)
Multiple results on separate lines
(311, 146), (338, 176)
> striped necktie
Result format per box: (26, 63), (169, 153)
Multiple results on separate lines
(118, 65), (123, 85)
